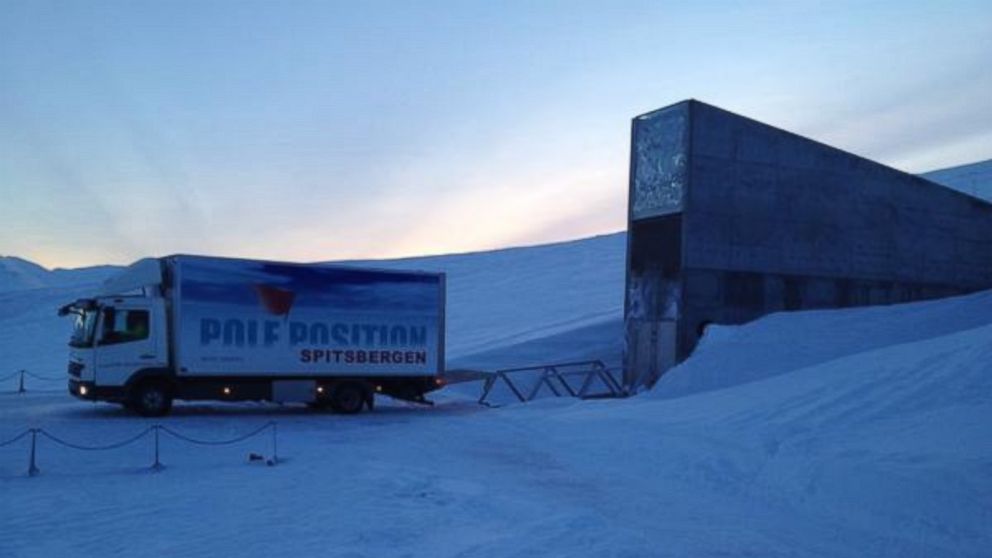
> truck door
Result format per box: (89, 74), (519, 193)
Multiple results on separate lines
(94, 302), (168, 387)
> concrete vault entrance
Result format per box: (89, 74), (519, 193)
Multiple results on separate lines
(623, 99), (992, 392)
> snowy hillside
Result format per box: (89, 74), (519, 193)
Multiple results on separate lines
(342, 232), (626, 366)
(922, 158), (992, 201)
(0, 256), (118, 293)
(0, 256), (50, 291)
(0, 233), (626, 377)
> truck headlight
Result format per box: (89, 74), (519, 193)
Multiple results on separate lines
(79, 385), (88, 396)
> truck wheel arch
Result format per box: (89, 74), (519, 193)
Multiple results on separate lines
(124, 368), (176, 393)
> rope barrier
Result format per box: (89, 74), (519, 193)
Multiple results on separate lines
(2, 422), (280, 476)
(23, 371), (63, 382)
(2, 370), (64, 394)
(160, 421), (275, 446)
(0, 430), (32, 448)
(39, 427), (154, 451)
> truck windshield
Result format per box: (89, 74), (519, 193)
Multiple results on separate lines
(69, 309), (99, 347)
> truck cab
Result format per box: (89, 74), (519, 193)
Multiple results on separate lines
(62, 294), (170, 411)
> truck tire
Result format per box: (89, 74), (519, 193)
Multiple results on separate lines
(330, 382), (366, 414)
(131, 380), (173, 417)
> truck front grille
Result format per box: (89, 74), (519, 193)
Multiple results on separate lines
(68, 362), (84, 378)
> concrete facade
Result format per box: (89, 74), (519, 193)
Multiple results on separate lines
(624, 100), (992, 390)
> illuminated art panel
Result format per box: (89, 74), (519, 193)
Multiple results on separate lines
(631, 104), (689, 220)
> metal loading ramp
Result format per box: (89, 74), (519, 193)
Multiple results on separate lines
(478, 360), (624, 407)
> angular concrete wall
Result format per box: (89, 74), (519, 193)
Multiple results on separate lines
(624, 100), (992, 389)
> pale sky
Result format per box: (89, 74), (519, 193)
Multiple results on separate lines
(2, 0), (990, 268)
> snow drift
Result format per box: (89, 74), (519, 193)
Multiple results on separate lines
(653, 288), (992, 399)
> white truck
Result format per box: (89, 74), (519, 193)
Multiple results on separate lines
(59, 255), (446, 416)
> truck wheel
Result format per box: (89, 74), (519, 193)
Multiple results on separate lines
(330, 382), (366, 414)
(131, 380), (173, 417)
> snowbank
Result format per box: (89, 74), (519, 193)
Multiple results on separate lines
(652, 289), (992, 399)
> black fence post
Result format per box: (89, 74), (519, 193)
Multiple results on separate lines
(28, 429), (39, 476)
(269, 422), (278, 466)
(18, 370), (26, 394)
(151, 425), (164, 471)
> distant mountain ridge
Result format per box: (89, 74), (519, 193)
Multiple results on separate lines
(0, 257), (120, 293)
(2, 157), (990, 293)
(0, 256), (51, 291)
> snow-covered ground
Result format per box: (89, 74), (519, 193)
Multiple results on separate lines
(1, 158), (990, 557)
